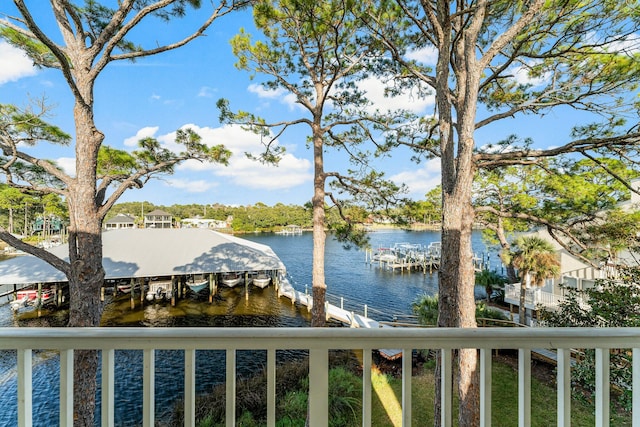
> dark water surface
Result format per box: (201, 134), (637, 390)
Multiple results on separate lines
(0, 229), (497, 426)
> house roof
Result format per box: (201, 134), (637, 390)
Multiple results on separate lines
(145, 209), (171, 216)
(0, 229), (286, 285)
(105, 214), (136, 224)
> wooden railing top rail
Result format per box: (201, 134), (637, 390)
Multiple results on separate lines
(1, 326), (639, 350)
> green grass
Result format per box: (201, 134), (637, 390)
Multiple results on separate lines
(179, 351), (633, 426)
(370, 357), (632, 427)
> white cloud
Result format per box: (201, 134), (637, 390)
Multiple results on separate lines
(197, 86), (216, 98)
(358, 77), (435, 114)
(391, 158), (441, 199)
(123, 126), (159, 147)
(510, 61), (551, 87)
(248, 83), (300, 110)
(150, 123), (312, 191)
(165, 178), (218, 193)
(405, 46), (438, 66)
(56, 157), (76, 177)
(0, 42), (38, 85)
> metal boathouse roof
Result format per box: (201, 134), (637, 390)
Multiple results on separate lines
(0, 229), (286, 285)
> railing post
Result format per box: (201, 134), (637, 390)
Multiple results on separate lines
(267, 349), (276, 427)
(634, 348), (640, 427)
(441, 349), (452, 427)
(402, 348), (412, 427)
(17, 348), (32, 427)
(59, 349), (73, 427)
(226, 349), (236, 427)
(557, 348), (571, 427)
(185, 349), (196, 427)
(143, 349), (155, 427)
(102, 349), (115, 427)
(518, 349), (531, 427)
(595, 348), (610, 427)
(309, 348), (328, 427)
(480, 348), (491, 427)
(362, 349), (372, 427)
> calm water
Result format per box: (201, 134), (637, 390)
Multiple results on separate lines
(0, 229), (497, 426)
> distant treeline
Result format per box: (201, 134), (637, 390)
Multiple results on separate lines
(108, 201), (316, 233)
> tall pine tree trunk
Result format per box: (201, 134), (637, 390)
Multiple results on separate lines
(311, 127), (327, 327)
(433, 4), (481, 418)
(67, 98), (106, 427)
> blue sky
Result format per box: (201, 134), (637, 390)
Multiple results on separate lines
(1, 4), (629, 208)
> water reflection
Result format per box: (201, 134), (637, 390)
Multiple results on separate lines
(100, 286), (311, 327)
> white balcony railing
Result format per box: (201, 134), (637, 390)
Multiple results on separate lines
(1, 327), (640, 427)
(505, 283), (590, 312)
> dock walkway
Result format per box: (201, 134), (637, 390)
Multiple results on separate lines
(276, 278), (403, 359)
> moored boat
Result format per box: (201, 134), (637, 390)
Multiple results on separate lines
(146, 280), (173, 301)
(221, 272), (242, 287)
(252, 273), (271, 289)
(187, 279), (209, 293)
(10, 288), (55, 311)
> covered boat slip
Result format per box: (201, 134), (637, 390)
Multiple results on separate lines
(0, 229), (286, 304)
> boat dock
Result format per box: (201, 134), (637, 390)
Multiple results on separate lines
(276, 278), (403, 359)
(366, 241), (486, 273)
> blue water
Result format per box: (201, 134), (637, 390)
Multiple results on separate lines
(0, 229), (497, 426)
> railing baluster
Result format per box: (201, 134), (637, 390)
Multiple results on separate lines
(402, 348), (412, 427)
(309, 348), (328, 427)
(518, 349), (531, 427)
(557, 348), (571, 427)
(185, 349), (196, 427)
(59, 349), (73, 427)
(633, 348), (639, 427)
(101, 349), (115, 427)
(362, 349), (372, 427)
(441, 349), (452, 427)
(226, 349), (236, 427)
(480, 348), (491, 427)
(595, 348), (610, 427)
(17, 348), (32, 427)
(143, 349), (155, 427)
(267, 349), (275, 427)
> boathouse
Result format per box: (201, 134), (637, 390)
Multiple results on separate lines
(0, 228), (286, 286)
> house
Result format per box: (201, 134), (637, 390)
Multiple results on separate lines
(144, 209), (173, 229)
(32, 216), (64, 235)
(180, 217), (229, 229)
(504, 178), (640, 319)
(104, 213), (136, 230)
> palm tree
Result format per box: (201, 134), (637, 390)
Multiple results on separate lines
(503, 236), (560, 325)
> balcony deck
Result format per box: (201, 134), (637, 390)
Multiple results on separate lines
(1, 326), (639, 427)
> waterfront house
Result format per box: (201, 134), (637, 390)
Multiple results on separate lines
(180, 217), (229, 229)
(104, 213), (136, 230)
(31, 216), (64, 235)
(144, 209), (173, 229)
(504, 178), (640, 318)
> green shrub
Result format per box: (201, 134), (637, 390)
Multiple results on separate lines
(412, 294), (439, 326)
(413, 295), (508, 326)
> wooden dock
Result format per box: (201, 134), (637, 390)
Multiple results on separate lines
(276, 278), (403, 359)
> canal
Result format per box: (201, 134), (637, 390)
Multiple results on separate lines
(0, 229), (498, 425)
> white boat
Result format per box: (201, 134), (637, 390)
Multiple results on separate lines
(10, 288), (55, 311)
(117, 282), (134, 294)
(187, 279), (209, 293)
(221, 273), (242, 287)
(252, 273), (271, 289)
(372, 247), (398, 263)
(146, 280), (172, 301)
